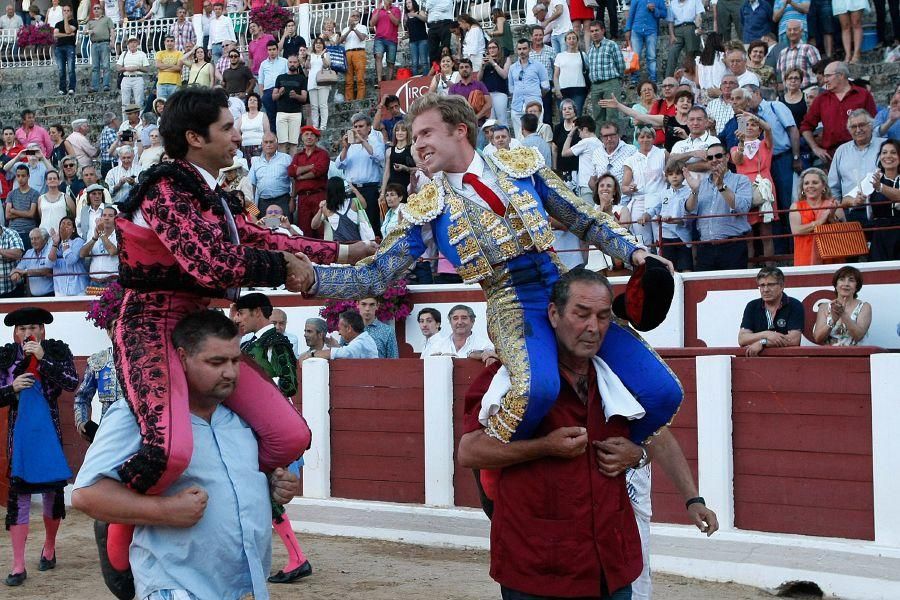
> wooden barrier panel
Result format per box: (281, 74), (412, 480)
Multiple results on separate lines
(731, 354), (875, 540)
(451, 359), (487, 510)
(650, 355), (699, 525)
(329, 359), (426, 504)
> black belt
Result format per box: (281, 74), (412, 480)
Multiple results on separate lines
(261, 193), (290, 201)
(346, 48), (365, 52)
(355, 182), (380, 188)
(93, 39), (110, 43)
(676, 22), (696, 28)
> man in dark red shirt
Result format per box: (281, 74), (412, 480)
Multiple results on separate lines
(287, 125), (330, 237)
(800, 61), (877, 164)
(458, 268), (643, 600)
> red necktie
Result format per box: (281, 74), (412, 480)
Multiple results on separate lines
(462, 173), (507, 216)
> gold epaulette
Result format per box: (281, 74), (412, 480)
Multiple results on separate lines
(398, 181), (444, 225)
(492, 146), (545, 179)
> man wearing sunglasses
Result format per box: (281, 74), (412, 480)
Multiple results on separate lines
(508, 39), (550, 140)
(684, 142), (753, 270)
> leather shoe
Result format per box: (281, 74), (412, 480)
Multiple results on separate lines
(93, 520), (135, 600)
(4, 571), (26, 586)
(38, 551), (56, 571)
(267, 560), (312, 584)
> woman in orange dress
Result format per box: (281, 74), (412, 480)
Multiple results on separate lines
(731, 112), (777, 262)
(789, 168), (846, 266)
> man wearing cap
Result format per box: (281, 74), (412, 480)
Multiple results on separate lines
(67, 119), (98, 169)
(0, 307), (78, 587)
(116, 36), (150, 110)
(288, 125), (329, 237)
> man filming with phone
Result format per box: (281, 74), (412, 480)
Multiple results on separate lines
(258, 204), (304, 237)
(337, 112), (386, 235)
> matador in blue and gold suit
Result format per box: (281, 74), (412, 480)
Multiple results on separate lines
(313, 147), (682, 443)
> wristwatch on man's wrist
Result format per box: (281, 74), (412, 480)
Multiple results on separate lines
(759, 338), (768, 348)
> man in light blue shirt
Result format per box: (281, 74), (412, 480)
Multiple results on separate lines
(338, 113), (386, 234)
(508, 39), (550, 139)
(257, 41), (289, 132)
(73, 310), (302, 600)
(313, 310), (379, 359)
(685, 143), (753, 271)
(249, 132), (293, 218)
(11, 228), (54, 296)
(358, 296), (398, 358)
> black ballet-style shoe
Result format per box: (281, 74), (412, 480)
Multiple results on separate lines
(267, 560), (312, 584)
(4, 571), (26, 586)
(38, 549), (56, 571)
(93, 520), (135, 600)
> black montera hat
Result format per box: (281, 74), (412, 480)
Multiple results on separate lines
(4, 307), (54, 327)
(234, 292), (272, 311)
(612, 260), (674, 332)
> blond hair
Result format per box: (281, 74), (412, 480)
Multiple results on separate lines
(406, 93), (477, 149)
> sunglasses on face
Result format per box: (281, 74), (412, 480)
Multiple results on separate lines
(229, 53), (239, 58)
(706, 152), (725, 160)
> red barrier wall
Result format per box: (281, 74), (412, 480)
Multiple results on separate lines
(328, 359), (426, 504)
(731, 351), (875, 540)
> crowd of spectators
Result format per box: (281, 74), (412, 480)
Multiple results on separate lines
(0, 0), (898, 299)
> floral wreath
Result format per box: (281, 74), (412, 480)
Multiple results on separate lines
(86, 282), (125, 330)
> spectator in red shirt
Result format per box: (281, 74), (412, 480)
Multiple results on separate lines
(288, 125), (330, 238)
(800, 61), (877, 164)
(0, 127), (25, 203)
(458, 268), (643, 600)
(648, 77), (679, 146)
(15, 109), (53, 158)
(371, 0), (401, 85)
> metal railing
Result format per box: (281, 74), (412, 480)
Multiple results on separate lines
(0, 0), (531, 69)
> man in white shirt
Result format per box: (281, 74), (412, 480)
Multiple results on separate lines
(67, 119), (99, 168)
(340, 11), (369, 101)
(426, 305), (494, 359)
(207, 1), (235, 64)
(726, 47), (761, 87)
(417, 307), (444, 358)
(116, 36), (150, 110)
(539, 0), (572, 53)
(311, 311), (379, 360)
(670, 106), (721, 170)
(562, 115), (604, 203)
(105, 147), (141, 204)
(423, 0), (455, 63)
(589, 121), (637, 188)
(79, 205), (119, 286)
(0, 4), (23, 32)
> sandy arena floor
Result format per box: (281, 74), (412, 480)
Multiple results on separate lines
(4, 508), (785, 599)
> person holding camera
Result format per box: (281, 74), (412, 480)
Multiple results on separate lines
(337, 113), (386, 235)
(104, 147), (141, 205)
(4, 144), (54, 196)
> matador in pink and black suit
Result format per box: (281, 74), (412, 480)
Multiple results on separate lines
(113, 159), (341, 494)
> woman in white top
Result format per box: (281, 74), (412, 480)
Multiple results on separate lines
(429, 55), (460, 96)
(621, 126), (668, 247)
(695, 33), (728, 102)
(307, 37), (332, 130)
(813, 265), (872, 346)
(458, 14), (486, 73)
(237, 92), (270, 158)
(552, 32), (588, 117)
(139, 129), (165, 169)
(38, 170), (74, 234)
